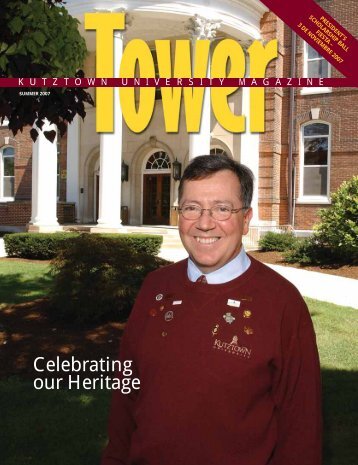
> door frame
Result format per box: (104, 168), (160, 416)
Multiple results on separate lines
(142, 172), (172, 225)
(141, 155), (172, 225)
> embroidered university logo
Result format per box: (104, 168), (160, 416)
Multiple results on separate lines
(213, 335), (252, 359)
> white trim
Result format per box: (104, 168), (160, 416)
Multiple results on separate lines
(296, 197), (331, 205)
(301, 42), (331, 95)
(93, 158), (100, 222)
(0, 145), (15, 201)
(298, 121), (331, 202)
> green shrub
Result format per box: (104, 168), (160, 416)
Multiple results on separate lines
(4, 232), (79, 259)
(103, 234), (163, 256)
(284, 237), (330, 265)
(285, 177), (358, 266)
(313, 176), (358, 262)
(258, 231), (298, 252)
(3, 232), (163, 260)
(50, 234), (166, 325)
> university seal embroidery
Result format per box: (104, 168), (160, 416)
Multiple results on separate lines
(213, 335), (251, 359)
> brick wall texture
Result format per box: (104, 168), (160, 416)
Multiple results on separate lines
(0, 125), (70, 227)
(260, 2), (358, 230)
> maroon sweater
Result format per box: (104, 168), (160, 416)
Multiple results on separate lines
(102, 257), (322, 465)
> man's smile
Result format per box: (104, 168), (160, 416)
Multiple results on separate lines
(194, 236), (220, 244)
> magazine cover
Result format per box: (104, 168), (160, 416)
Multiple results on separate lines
(0, 1), (357, 464)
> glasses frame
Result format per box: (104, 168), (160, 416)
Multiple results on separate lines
(178, 205), (249, 221)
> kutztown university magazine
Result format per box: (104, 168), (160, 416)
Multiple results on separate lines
(0, 1), (357, 464)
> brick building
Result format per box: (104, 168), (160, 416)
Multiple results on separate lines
(1, 0), (357, 236)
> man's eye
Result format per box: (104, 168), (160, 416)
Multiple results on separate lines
(184, 205), (199, 211)
(215, 206), (230, 213)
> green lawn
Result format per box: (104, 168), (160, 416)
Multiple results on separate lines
(0, 260), (357, 464)
(0, 378), (109, 465)
(0, 259), (52, 306)
(305, 297), (358, 465)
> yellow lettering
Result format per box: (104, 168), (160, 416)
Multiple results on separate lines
(84, 13), (125, 132)
(155, 40), (210, 132)
(211, 39), (246, 133)
(120, 40), (156, 132)
(248, 40), (278, 132)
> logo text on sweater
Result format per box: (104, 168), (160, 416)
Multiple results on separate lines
(213, 336), (251, 359)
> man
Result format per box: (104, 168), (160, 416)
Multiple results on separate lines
(102, 155), (322, 465)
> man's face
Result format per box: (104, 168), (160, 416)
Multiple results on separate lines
(179, 170), (253, 274)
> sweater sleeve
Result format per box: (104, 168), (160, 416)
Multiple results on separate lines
(271, 291), (322, 465)
(100, 276), (150, 465)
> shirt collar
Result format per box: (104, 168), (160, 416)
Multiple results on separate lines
(187, 247), (251, 284)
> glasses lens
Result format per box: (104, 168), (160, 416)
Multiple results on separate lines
(181, 206), (201, 220)
(211, 206), (231, 221)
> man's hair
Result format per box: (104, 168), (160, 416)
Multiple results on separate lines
(178, 155), (254, 208)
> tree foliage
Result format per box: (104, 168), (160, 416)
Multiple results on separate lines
(0, 0), (94, 141)
(285, 177), (358, 265)
(50, 235), (167, 325)
(314, 176), (358, 259)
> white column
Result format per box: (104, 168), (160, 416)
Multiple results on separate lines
(66, 115), (80, 222)
(28, 120), (60, 232)
(186, 15), (221, 160)
(92, 31), (124, 232)
(240, 86), (259, 224)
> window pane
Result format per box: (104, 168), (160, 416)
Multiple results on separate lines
(303, 167), (327, 195)
(3, 177), (14, 197)
(307, 60), (321, 78)
(146, 152), (171, 170)
(321, 59), (329, 78)
(3, 156), (14, 176)
(307, 56), (328, 78)
(307, 45), (320, 59)
(304, 123), (329, 136)
(3, 147), (14, 156)
(210, 148), (228, 157)
(304, 137), (328, 165)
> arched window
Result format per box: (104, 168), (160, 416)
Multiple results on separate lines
(146, 151), (171, 170)
(1, 146), (15, 199)
(300, 122), (330, 200)
(210, 148), (228, 157)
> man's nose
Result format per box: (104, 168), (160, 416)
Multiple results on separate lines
(195, 209), (216, 230)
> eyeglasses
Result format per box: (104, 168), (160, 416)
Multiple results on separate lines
(178, 205), (249, 221)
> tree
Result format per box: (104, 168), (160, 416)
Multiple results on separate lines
(0, 0), (94, 141)
(285, 176), (358, 265)
(314, 176), (358, 260)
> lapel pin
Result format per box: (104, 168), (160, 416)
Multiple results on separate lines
(172, 300), (182, 305)
(165, 310), (174, 322)
(223, 312), (236, 324)
(244, 326), (254, 335)
(227, 299), (240, 308)
(149, 308), (157, 317)
(156, 294), (163, 301)
(212, 324), (219, 336)
(243, 310), (252, 318)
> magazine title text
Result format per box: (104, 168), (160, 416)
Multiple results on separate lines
(85, 13), (278, 133)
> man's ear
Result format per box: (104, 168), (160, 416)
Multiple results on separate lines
(243, 208), (253, 235)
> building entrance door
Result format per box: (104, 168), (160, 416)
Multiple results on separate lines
(143, 173), (170, 225)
